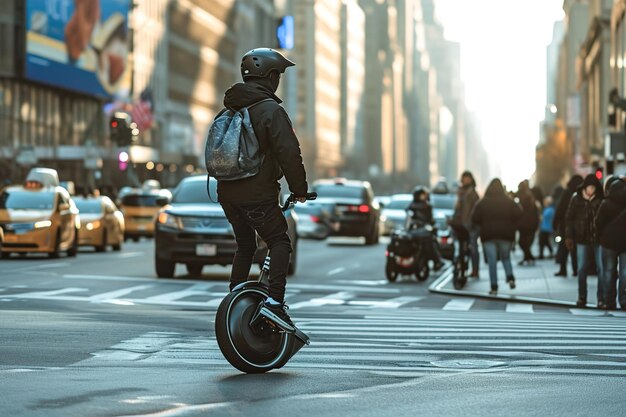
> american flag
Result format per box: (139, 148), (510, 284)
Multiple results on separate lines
(131, 89), (154, 131)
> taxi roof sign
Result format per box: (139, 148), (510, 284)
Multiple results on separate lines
(25, 168), (60, 188)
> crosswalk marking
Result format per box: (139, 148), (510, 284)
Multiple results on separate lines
(89, 285), (153, 301)
(145, 283), (216, 302)
(570, 309), (606, 316)
(348, 296), (423, 308)
(79, 311), (626, 377)
(505, 303), (534, 314)
(443, 298), (474, 311)
(289, 292), (355, 309)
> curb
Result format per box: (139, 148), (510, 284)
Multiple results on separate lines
(428, 267), (599, 309)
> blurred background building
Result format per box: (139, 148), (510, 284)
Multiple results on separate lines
(0, 0), (475, 195)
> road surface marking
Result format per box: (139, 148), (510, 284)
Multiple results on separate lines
(118, 252), (144, 258)
(89, 285), (154, 302)
(289, 291), (355, 309)
(505, 303), (534, 314)
(327, 267), (346, 276)
(145, 283), (215, 302)
(569, 309), (607, 316)
(348, 296), (423, 308)
(443, 299), (475, 311)
(289, 283), (399, 294)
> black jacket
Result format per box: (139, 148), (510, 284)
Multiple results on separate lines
(553, 176), (582, 235)
(216, 81), (308, 204)
(516, 191), (539, 231)
(565, 189), (603, 245)
(596, 180), (626, 252)
(471, 184), (523, 242)
(408, 201), (433, 228)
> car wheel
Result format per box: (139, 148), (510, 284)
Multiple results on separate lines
(365, 223), (377, 245)
(155, 256), (175, 278)
(186, 263), (203, 276)
(1, 252), (11, 259)
(132, 237), (140, 242)
(95, 230), (107, 252)
(67, 230), (78, 257)
(49, 231), (61, 259)
(288, 239), (298, 276)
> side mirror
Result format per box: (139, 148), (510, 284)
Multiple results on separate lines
(155, 196), (169, 207)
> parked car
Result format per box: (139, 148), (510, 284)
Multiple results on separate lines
(312, 178), (380, 244)
(293, 200), (338, 239)
(380, 194), (412, 235)
(431, 192), (457, 260)
(154, 175), (298, 278)
(74, 196), (125, 252)
(119, 188), (172, 241)
(0, 168), (79, 258)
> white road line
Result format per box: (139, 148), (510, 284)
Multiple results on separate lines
(145, 283), (216, 302)
(289, 283), (400, 294)
(289, 291), (355, 310)
(89, 285), (154, 302)
(443, 299), (475, 311)
(335, 280), (389, 286)
(327, 267), (346, 276)
(118, 252), (144, 258)
(506, 303), (534, 314)
(348, 296), (423, 308)
(64, 274), (155, 282)
(570, 309), (608, 316)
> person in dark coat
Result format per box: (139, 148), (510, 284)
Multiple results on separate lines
(553, 175), (583, 276)
(471, 178), (523, 294)
(516, 180), (540, 265)
(596, 176), (626, 310)
(565, 174), (605, 308)
(407, 187), (444, 270)
(452, 171), (480, 277)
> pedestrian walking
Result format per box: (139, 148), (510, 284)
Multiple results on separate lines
(553, 175), (583, 276)
(516, 180), (540, 265)
(471, 178), (523, 295)
(539, 196), (555, 259)
(565, 174), (605, 308)
(451, 171), (480, 277)
(595, 176), (626, 310)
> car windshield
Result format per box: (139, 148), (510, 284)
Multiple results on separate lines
(0, 191), (55, 210)
(385, 199), (412, 209)
(431, 194), (456, 210)
(121, 194), (161, 207)
(172, 179), (218, 204)
(315, 185), (364, 199)
(74, 199), (103, 214)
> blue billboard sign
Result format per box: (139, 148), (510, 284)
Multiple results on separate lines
(276, 16), (294, 50)
(25, 0), (131, 98)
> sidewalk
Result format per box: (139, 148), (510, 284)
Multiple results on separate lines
(430, 249), (601, 308)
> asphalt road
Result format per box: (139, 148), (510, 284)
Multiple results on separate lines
(1, 237), (625, 417)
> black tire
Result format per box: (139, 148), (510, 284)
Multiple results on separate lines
(155, 256), (175, 278)
(67, 229), (78, 257)
(1, 252), (11, 259)
(49, 231), (61, 259)
(215, 289), (290, 373)
(385, 259), (398, 282)
(453, 258), (466, 290)
(186, 263), (203, 276)
(365, 223), (378, 245)
(95, 230), (107, 252)
(132, 237), (140, 242)
(416, 262), (429, 282)
(112, 236), (122, 251)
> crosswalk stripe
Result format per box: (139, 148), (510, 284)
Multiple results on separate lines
(505, 303), (534, 314)
(145, 283), (217, 302)
(89, 285), (153, 301)
(569, 309), (607, 316)
(443, 299), (474, 311)
(289, 292), (355, 309)
(347, 296), (423, 308)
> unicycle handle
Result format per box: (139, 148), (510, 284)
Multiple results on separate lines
(281, 192), (317, 211)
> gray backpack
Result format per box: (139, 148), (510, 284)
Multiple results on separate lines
(205, 99), (273, 181)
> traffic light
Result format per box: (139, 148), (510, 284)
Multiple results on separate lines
(109, 112), (134, 146)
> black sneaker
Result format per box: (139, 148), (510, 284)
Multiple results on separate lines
(576, 299), (586, 308)
(507, 277), (516, 289)
(260, 301), (295, 333)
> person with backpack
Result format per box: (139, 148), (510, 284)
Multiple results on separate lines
(565, 174), (605, 308)
(451, 171), (480, 277)
(595, 176), (626, 310)
(206, 48), (309, 332)
(471, 178), (523, 295)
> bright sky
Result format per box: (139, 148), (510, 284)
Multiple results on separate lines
(435, 0), (565, 189)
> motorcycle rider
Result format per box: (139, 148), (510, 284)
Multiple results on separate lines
(217, 48), (309, 332)
(407, 186), (444, 271)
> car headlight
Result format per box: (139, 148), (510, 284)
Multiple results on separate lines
(157, 212), (181, 229)
(86, 220), (101, 231)
(34, 220), (52, 229)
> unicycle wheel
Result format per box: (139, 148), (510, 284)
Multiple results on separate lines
(215, 289), (291, 373)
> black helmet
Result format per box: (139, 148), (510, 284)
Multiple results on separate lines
(412, 186), (429, 201)
(240, 48), (295, 80)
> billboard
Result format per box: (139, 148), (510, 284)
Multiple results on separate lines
(25, 0), (131, 98)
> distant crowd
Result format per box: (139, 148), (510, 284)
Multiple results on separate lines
(449, 171), (626, 310)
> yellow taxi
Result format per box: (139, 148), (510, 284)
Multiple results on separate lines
(74, 196), (125, 252)
(119, 188), (171, 241)
(0, 168), (80, 258)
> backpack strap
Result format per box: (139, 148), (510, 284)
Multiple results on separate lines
(245, 98), (275, 111)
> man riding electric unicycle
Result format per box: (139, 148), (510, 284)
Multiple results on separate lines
(206, 48), (314, 373)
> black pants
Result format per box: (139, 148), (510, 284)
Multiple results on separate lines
(519, 229), (536, 261)
(538, 231), (553, 258)
(555, 239), (578, 274)
(221, 202), (292, 302)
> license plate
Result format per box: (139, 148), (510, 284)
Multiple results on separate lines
(196, 244), (217, 256)
(4, 234), (18, 242)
